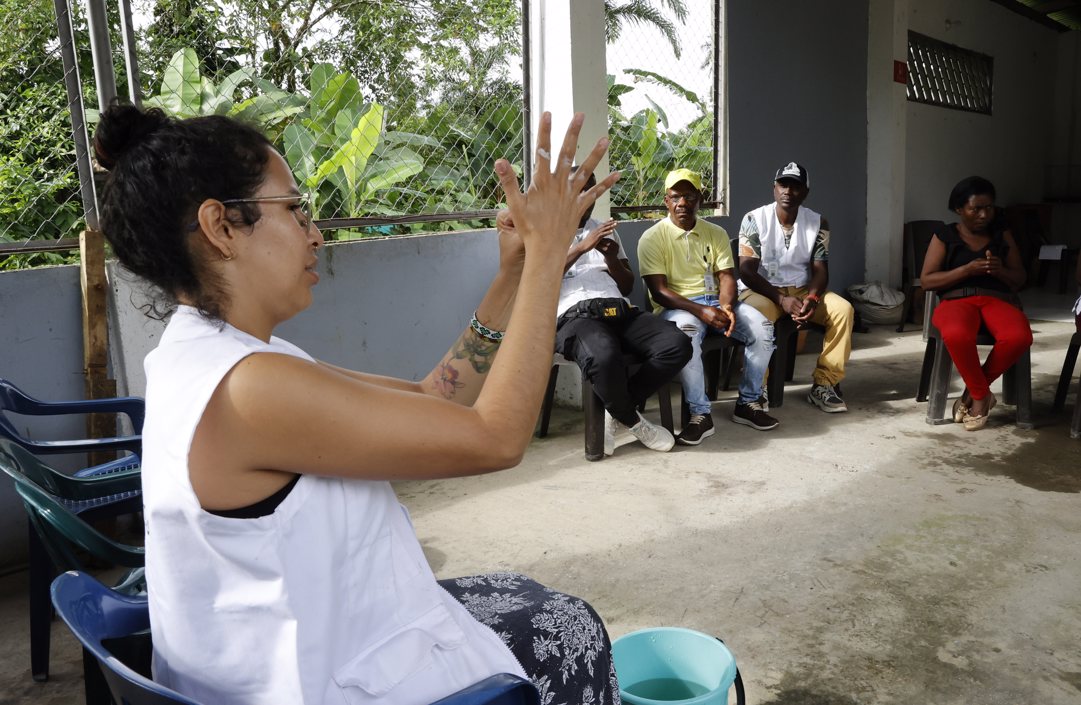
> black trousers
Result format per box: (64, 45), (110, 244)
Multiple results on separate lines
(555, 307), (692, 427)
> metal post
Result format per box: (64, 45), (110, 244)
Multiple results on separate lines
(53, 0), (99, 230)
(118, 0), (142, 106)
(85, 0), (117, 111)
(521, 0), (532, 186)
(712, 0), (728, 214)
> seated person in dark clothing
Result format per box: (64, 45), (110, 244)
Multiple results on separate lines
(556, 173), (691, 455)
(920, 175), (1031, 431)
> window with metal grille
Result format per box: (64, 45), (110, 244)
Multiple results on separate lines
(906, 31), (994, 115)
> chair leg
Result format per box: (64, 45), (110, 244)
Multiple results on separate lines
(28, 523), (52, 682)
(535, 365), (559, 438)
(1071, 374), (1081, 439)
(916, 338), (936, 402)
(1053, 337), (1080, 412)
(896, 283), (912, 333)
(704, 347), (721, 401)
(785, 337), (798, 381)
(767, 349), (785, 409)
(680, 388), (691, 429)
(657, 384), (674, 434)
(582, 378), (605, 462)
(82, 647), (112, 705)
(1012, 350), (1034, 430)
(925, 337), (953, 425)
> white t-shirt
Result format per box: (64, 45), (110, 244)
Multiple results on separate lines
(556, 218), (629, 317)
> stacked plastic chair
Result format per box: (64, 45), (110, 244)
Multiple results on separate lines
(0, 378), (144, 683)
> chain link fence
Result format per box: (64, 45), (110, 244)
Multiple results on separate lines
(1, 0), (526, 267)
(129, 0), (525, 239)
(0, 0), (95, 268)
(605, 0), (718, 215)
(1, 0), (720, 268)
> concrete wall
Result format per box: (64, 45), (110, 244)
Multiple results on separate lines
(0, 266), (96, 567)
(717, 0), (870, 294)
(904, 0), (1058, 222)
(0, 221), (666, 569)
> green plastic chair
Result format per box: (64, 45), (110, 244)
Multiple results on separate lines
(0, 439), (144, 695)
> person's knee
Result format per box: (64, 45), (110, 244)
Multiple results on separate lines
(825, 295), (854, 329)
(572, 335), (621, 377)
(657, 330), (694, 367)
(996, 327), (1033, 351)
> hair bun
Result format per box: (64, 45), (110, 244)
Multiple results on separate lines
(94, 104), (170, 170)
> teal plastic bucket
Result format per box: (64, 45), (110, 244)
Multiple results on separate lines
(612, 628), (739, 705)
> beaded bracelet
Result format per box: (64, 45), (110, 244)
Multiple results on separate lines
(470, 311), (505, 342)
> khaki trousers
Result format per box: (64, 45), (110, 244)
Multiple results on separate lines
(738, 286), (854, 386)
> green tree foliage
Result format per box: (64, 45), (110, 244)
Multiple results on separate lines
(604, 0), (688, 58)
(0, 0), (86, 268)
(141, 0), (240, 82)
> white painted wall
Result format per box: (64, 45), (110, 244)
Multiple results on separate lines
(866, 0), (910, 287)
(904, 0), (1058, 222)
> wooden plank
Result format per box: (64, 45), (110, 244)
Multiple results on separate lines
(80, 229), (116, 465)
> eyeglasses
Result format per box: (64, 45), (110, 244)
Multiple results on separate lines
(187, 193), (313, 232)
(666, 192), (699, 205)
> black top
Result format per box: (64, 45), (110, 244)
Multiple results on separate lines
(939, 223), (1011, 294)
(206, 474), (300, 519)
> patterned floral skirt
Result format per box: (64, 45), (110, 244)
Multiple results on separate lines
(439, 572), (622, 705)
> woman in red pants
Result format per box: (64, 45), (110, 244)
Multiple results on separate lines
(921, 176), (1031, 430)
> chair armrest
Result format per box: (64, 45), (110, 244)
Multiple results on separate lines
(430, 673), (540, 705)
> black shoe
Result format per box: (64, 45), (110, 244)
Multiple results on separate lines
(732, 402), (779, 431)
(676, 413), (715, 445)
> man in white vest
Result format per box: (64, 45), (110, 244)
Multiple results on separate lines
(737, 162), (854, 413)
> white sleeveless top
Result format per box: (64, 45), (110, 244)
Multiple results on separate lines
(744, 203), (821, 288)
(141, 306), (524, 705)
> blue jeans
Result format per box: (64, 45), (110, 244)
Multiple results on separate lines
(661, 295), (775, 414)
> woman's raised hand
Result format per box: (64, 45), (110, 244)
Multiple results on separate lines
(493, 112), (618, 256)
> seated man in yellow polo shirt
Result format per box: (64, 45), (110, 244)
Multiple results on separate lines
(637, 169), (778, 445)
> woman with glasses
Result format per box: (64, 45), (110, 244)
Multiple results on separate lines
(93, 103), (621, 705)
(920, 176), (1032, 431)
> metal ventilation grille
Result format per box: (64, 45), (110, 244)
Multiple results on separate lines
(906, 31), (994, 115)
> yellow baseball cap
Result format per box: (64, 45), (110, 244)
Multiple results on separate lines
(664, 168), (703, 192)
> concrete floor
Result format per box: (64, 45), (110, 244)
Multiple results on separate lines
(3, 298), (1080, 704)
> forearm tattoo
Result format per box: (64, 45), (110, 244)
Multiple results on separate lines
(430, 330), (501, 399)
(433, 361), (464, 398)
(454, 330), (500, 373)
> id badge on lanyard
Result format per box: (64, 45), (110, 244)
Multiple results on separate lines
(703, 246), (716, 294)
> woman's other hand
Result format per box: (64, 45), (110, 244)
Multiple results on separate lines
(495, 209), (525, 276)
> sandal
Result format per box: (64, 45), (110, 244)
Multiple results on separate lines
(962, 394), (996, 431)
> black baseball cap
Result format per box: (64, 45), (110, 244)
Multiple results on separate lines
(774, 162), (809, 187)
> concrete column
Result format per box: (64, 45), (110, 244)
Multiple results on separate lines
(528, 0), (611, 220)
(865, 0), (909, 287)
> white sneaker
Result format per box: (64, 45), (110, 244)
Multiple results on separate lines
(629, 412), (676, 452)
(603, 411), (618, 457)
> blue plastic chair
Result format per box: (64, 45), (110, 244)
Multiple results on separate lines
(0, 436), (143, 686)
(0, 377), (144, 458)
(52, 570), (540, 705)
